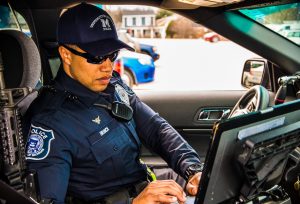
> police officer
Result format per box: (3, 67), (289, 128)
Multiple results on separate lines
(25, 3), (202, 204)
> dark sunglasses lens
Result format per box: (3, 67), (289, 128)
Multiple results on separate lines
(109, 52), (119, 62)
(87, 57), (105, 64)
(86, 51), (119, 64)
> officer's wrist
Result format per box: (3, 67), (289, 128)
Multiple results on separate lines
(184, 163), (204, 181)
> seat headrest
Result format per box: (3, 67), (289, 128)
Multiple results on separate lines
(0, 30), (41, 89)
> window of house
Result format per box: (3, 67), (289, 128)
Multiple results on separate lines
(132, 17), (136, 26)
(142, 17), (145, 26)
(125, 17), (127, 27)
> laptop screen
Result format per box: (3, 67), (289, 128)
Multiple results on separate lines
(195, 99), (300, 204)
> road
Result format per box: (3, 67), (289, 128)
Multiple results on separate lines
(131, 38), (259, 91)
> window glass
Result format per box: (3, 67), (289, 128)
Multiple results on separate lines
(0, 5), (31, 37)
(240, 3), (300, 46)
(51, 5), (263, 91)
(105, 5), (260, 91)
(49, 58), (61, 77)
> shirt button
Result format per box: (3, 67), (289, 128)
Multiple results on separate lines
(113, 145), (119, 151)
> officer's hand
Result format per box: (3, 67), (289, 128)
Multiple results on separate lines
(132, 180), (186, 204)
(185, 172), (202, 196)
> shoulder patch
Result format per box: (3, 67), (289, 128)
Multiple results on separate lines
(26, 125), (55, 160)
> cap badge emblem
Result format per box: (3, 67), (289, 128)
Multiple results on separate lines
(90, 15), (113, 31)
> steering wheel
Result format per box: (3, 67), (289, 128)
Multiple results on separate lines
(228, 85), (269, 118)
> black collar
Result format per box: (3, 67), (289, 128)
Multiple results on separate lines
(54, 68), (116, 107)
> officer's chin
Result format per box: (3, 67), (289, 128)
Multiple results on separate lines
(91, 84), (109, 93)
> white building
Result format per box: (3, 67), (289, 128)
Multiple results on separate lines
(122, 10), (156, 38)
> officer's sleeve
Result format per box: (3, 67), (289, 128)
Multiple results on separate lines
(25, 121), (72, 204)
(128, 90), (201, 179)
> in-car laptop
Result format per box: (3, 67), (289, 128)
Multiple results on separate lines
(180, 99), (300, 204)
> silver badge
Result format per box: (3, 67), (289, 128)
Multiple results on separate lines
(115, 84), (130, 105)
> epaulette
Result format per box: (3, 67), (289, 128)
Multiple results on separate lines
(37, 85), (78, 108)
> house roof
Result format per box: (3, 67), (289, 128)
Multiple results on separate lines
(122, 9), (155, 16)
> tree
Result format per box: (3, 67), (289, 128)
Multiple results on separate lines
(166, 17), (202, 38)
(265, 8), (298, 24)
(156, 9), (172, 20)
(107, 9), (123, 29)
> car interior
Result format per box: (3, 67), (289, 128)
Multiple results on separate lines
(0, 0), (300, 203)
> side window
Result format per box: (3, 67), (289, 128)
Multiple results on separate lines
(0, 5), (31, 37)
(49, 58), (61, 78)
(108, 5), (260, 91)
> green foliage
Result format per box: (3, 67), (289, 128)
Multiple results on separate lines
(156, 9), (172, 20)
(265, 8), (298, 24)
(166, 20), (176, 38)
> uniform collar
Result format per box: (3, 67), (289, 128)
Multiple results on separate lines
(54, 68), (116, 107)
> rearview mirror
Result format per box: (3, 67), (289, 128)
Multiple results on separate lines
(241, 58), (269, 89)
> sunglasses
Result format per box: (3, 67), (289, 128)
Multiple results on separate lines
(62, 44), (119, 64)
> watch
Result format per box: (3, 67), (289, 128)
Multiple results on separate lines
(185, 163), (204, 180)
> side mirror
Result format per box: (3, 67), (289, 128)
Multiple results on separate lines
(241, 58), (270, 89)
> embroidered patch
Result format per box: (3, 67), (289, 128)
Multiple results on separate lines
(115, 84), (130, 105)
(26, 125), (55, 160)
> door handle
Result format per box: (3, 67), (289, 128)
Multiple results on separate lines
(198, 108), (231, 121)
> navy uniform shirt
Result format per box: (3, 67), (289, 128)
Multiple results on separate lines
(24, 68), (201, 203)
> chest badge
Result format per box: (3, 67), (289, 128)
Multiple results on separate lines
(92, 116), (101, 124)
(115, 84), (130, 105)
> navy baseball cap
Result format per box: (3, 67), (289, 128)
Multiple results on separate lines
(57, 3), (134, 56)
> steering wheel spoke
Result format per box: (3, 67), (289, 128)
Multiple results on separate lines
(228, 85), (269, 118)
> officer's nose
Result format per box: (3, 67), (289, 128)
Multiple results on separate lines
(99, 58), (113, 72)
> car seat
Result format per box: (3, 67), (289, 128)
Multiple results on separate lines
(0, 29), (41, 201)
(0, 29), (41, 115)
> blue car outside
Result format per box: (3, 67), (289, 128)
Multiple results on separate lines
(140, 43), (160, 61)
(122, 54), (155, 84)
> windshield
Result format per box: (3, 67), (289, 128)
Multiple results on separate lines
(240, 3), (300, 46)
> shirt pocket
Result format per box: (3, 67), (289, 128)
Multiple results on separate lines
(87, 119), (129, 164)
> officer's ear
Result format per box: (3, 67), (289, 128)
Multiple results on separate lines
(58, 46), (72, 66)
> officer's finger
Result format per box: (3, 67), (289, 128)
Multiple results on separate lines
(154, 193), (178, 203)
(187, 185), (197, 196)
(186, 172), (201, 195)
(150, 180), (185, 196)
(149, 180), (186, 201)
(157, 180), (184, 192)
(192, 172), (201, 184)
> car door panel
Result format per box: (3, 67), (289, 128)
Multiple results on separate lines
(136, 90), (246, 164)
